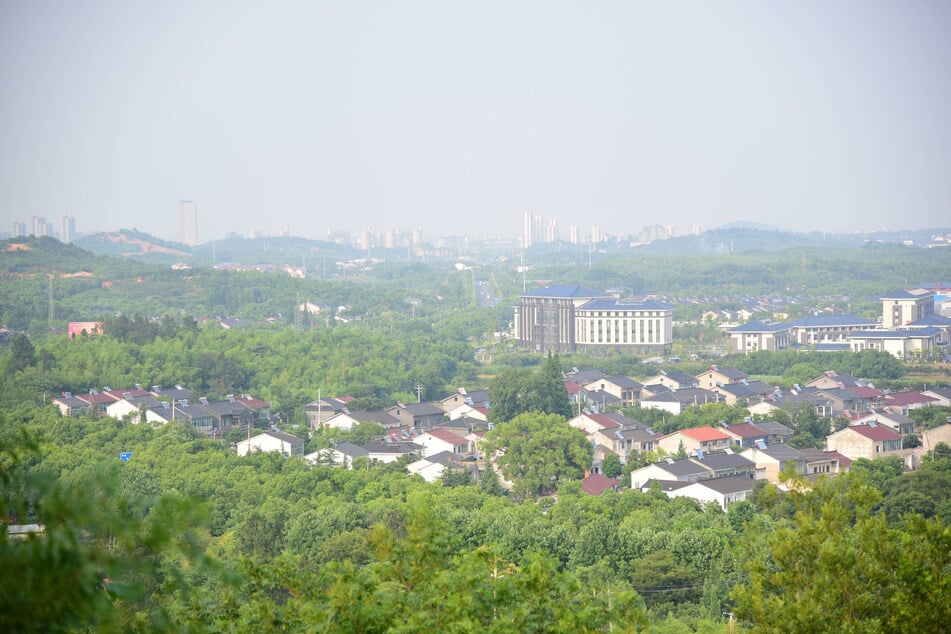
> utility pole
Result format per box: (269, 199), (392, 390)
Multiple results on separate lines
(48, 274), (54, 324)
(415, 384), (423, 403)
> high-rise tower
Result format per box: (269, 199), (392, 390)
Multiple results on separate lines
(178, 201), (198, 245)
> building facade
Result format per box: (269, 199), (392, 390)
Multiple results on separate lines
(514, 285), (673, 355)
(879, 288), (934, 328)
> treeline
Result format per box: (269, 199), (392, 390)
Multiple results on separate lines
(1, 320), (481, 419)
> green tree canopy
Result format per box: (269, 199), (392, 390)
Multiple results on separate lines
(482, 412), (592, 500)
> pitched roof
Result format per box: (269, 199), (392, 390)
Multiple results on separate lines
(753, 420), (794, 436)
(725, 423), (768, 438)
(676, 426), (730, 442)
(844, 424), (902, 441)
(584, 413), (621, 430)
(746, 444), (807, 461)
(851, 327), (942, 338)
(704, 366), (749, 380)
(689, 451), (756, 470)
(422, 428), (468, 445)
(695, 474), (756, 494)
(786, 315), (877, 328)
(581, 473), (620, 495)
(877, 288), (935, 300)
(729, 319), (791, 333)
(601, 375), (644, 389)
(884, 392), (938, 407)
(520, 285), (610, 299)
(260, 430), (303, 444)
(578, 298), (674, 311)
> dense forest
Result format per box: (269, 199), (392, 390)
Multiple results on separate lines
(3, 235), (951, 631)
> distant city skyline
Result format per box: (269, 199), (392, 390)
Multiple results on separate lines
(2, 2), (950, 240)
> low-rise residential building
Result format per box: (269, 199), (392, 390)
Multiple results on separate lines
(664, 475), (756, 511)
(657, 426), (732, 455)
(640, 388), (723, 414)
(751, 420), (795, 445)
(305, 441), (369, 469)
(236, 431), (305, 457)
(52, 392), (92, 417)
(722, 422), (769, 449)
(850, 409), (916, 436)
(882, 391), (939, 415)
(386, 402), (446, 430)
(696, 366), (749, 389)
(415, 428), (472, 458)
(825, 423), (903, 461)
(362, 441), (423, 464)
(741, 444), (808, 483)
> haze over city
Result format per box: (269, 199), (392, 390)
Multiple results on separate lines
(2, 1), (950, 243)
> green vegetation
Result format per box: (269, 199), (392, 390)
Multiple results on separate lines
(3, 234), (951, 631)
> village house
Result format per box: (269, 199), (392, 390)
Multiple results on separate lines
(305, 441), (369, 469)
(386, 402), (446, 430)
(741, 443), (808, 484)
(696, 365), (749, 389)
(236, 430), (305, 457)
(825, 423), (903, 461)
(882, 391), (939, 415)
(721, 422), (770, 449)
(657, 426), (732, 455)
(664, 475), (756, 511)
(415, 428), (472, 458)
(850, 409), (916, 436)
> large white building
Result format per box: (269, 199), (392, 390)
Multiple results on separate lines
(514, 285), (673, 355)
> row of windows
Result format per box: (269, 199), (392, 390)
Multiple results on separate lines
(578, 318), (667, 344)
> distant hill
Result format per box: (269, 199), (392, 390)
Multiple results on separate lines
(75, 230), (362, 268)
(75, 229), (192, 265)
(0, 235), (151, 277)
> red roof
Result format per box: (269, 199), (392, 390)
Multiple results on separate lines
(884, 392), (938, 406)
(424, 428), (468, 445)
(586, 413), (619, 429)
(847, 424), (902, 441)
(581, 473), (620, 495)
(564, 381), (582, 395)
(725, 423), (767, 438)
(678, 426), (730, 442)
(238, 395), (270, 409)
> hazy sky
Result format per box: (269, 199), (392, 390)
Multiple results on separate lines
(2, 1), (949, 242)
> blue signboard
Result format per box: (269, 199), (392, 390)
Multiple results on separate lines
(119, 452), (132, 462)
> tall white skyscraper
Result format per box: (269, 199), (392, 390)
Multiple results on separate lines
(523, 211), (544, 248)
(61, 215), (76, 242)
(178, 200), (198, 245)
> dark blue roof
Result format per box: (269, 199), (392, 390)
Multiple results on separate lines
(850, 327), (941, 338)
(729, 320), (790, 333)
(578, 298), (673, 311)
(811, 343), (852, 351)
(520, 285), (610, 299)
(787, 315), (876, 327)
(877, 289), (935, 300)
(910, 314), (951, 326)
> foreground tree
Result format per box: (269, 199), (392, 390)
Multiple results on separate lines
(482, 412), (591, 500)
(732, 473), (951, 633)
